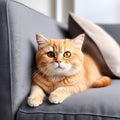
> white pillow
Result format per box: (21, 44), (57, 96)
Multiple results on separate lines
(68, 13), (120, 78)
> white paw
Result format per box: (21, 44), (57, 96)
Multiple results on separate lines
(27, 96), (43, 107)
(49, 93), (64, 104)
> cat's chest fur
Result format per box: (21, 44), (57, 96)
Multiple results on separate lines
(49, 76), (64, 83)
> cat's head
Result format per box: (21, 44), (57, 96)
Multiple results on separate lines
(35, 33), (85, 77)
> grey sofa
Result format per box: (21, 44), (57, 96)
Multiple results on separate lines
(0, 0), (120, 120)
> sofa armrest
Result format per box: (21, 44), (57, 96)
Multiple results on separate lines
(0, 0), (13, 120)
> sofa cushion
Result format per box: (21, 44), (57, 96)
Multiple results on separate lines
(17, 80), (120, 120)
(68, 13), (120, 78)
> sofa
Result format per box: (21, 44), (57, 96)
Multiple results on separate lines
(0, 0), (120, 120)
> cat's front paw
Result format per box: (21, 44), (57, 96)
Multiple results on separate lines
(27, 95), (43, 107)
(49, 93), (65, 104)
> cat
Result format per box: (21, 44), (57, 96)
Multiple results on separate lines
(27, 33), (112, 107)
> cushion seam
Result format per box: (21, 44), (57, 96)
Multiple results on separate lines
(18, 108), (120, 119)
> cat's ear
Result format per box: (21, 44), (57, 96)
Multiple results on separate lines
(36, 33), (48, 48)
(72, 34), (85, 49)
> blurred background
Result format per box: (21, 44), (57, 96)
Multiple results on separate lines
(15, 0), (120, 24)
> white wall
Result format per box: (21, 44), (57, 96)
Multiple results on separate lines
(15, 0), (120, 24)
(74, 0), (120, 24)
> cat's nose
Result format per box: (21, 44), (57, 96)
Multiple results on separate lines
(55, 60), (61, 64)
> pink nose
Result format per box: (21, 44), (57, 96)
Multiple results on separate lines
(56, 60), (61, 64)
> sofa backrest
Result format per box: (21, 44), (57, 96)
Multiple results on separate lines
(99, 24), (120, 45)
(0, 0), (69, 119)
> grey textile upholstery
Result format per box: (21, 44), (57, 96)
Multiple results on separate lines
(8, 0), (68, 115)
(0, 0), (120, 120)
(0, 0), (68, 120)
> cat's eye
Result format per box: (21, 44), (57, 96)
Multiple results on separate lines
(63, 51), (71, 58)
(47, 51), (55, 58)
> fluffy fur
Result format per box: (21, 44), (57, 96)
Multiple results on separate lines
(27, 33), (112, 107)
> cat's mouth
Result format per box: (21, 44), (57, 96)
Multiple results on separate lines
(55, 66), (64, 70)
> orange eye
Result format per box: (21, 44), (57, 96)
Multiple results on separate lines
(47, 51), (55, 58)
(63, 51), (71, 58)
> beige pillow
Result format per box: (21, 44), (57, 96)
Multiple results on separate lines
(68, 13), (120, 78)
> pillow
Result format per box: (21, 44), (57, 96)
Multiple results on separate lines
(68, 13), (120, 78)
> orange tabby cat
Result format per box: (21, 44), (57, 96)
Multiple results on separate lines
(27, 33), (112, 107)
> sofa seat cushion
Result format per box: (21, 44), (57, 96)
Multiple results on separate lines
(17, 80), (120, 120)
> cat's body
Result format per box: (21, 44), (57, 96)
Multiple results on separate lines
(27, 34), (111, 107)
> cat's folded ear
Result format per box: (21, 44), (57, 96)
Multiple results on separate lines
(36, 33), (48, 48)
(72, 33), (85, 49)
